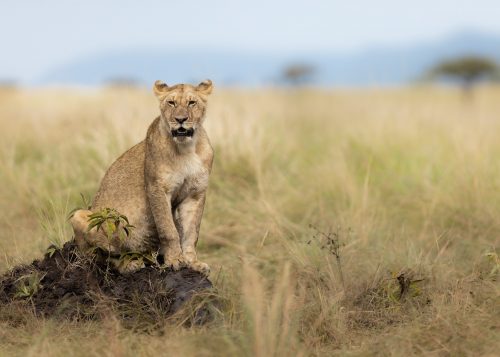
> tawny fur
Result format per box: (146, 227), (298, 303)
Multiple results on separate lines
(71, 80), (214, 274)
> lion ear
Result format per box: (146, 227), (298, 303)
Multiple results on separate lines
(196, 79), (213, 95)
(153, 80), (169, 98)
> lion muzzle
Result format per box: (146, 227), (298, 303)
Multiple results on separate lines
(171, 127), (194, 137)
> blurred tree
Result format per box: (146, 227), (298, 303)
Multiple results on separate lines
(427, 56), (498, 94)
(282, 64), (316, 86)
(104, 77), (139, 88)
(0, 79), (17, 89)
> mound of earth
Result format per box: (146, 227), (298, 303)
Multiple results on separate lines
(0, 241), (214, 327)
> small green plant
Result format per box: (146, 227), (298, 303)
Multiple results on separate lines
(359, 270), (426, 309)
(393, 271), (425, 301)
(87, 208), (135, 241)
(14, 272), (45, 299)
(46, 245), (58, 258)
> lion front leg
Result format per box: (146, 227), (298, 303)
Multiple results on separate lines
(146, 184), (185, 270)
(177, 193), (210, 275)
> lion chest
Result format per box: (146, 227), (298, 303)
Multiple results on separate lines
(160, 154), (209, 203)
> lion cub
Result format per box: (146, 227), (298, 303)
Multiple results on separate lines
(71, 80), (214, 274)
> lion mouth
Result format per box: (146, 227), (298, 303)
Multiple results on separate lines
(172, 127), (194, 137)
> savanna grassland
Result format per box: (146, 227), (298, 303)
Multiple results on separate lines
(0, 85), (499, 356)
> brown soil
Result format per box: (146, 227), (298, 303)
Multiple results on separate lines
(0, 241), (214, 327)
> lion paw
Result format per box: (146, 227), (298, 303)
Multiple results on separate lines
(188, 261), (210, 275)
(160, 253), (185, 271)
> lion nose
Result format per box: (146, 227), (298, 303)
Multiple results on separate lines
(175, 117), (188, 125)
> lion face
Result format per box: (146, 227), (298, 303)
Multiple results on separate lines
(153, 80), (213, 144)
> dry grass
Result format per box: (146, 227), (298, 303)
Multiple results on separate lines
(0, 85), (499, 356)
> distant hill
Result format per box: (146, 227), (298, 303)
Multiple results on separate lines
(38, 31), (500, 86)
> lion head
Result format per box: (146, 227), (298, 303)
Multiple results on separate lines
(153, 80), (213, 144)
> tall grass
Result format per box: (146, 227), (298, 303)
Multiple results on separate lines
(0, 86), (499, 356)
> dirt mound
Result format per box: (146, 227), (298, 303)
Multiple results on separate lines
(0, 241), (214, 327)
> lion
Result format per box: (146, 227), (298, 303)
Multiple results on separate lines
(70, 80), (214, 274)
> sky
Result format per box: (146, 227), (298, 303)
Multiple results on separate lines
(1, 0), (500, 82)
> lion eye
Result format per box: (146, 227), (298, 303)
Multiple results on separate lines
(167, 100), (176, 107)
(188, 100), (197, 107)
